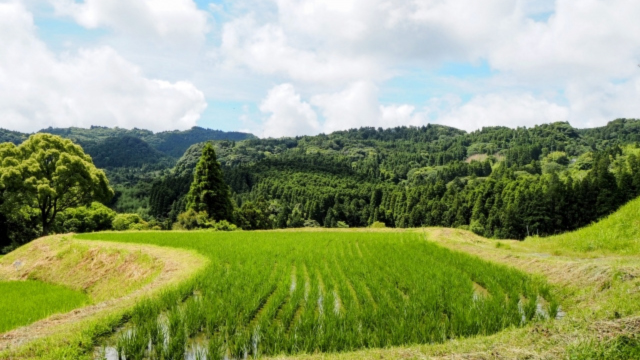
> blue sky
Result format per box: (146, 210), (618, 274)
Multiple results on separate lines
(1, 0), (639, 136)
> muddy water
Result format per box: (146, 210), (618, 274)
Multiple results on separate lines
(97, 337), (215, 360)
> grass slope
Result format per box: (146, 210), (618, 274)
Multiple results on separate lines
(527, 196), (640, 256)
(0, 281), (89, 333)
(0, 235), (163, 302)
(0, 235), (208, 359)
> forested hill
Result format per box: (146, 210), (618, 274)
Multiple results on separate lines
(0, 126), (256, 166)
(4, 119), (640, 240)
(143, 119), (640, 239)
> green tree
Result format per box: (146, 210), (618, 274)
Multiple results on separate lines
(185, 143), (233, 222)
(0, 134), (113, 236)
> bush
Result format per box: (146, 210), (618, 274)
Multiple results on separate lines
(469, 219), (485, 236)
(176, 209), (209, 230)
(337, 221), (349, 228)
(175, 209), (237, 231)
(369, 221), (386, 228)
(113, 213), (149, 231)
(211, 220), (237, 231)
(54, 202), (116, 233)
(304, 219), (321, 228)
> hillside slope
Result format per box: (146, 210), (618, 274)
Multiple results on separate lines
(528, 195), (640, 255)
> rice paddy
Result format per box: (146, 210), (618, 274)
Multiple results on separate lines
(0, 280), (90, 333)
(75, 231), (557, 360)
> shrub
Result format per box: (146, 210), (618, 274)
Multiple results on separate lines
(303, 219), (321, 228)
(175, 209), (237, 231)
(210, 220), (237, 231)
(54, 202), (116, 233)
(113, 213), (149, 231)
(369, 221), (386, 228)
(337, 221), (349, 228)
(176, 209), (209, 230)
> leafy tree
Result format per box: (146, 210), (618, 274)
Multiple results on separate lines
(235, 199), (272, 230)
(0, 134), (113, 236)
(185, 143), (233, 222)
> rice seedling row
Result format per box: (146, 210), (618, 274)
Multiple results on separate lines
(77, 231), (556, 359)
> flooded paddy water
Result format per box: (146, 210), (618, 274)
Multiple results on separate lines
(77, 231), (561, 360)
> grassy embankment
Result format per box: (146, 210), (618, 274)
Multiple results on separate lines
(0, 235), (208, 359)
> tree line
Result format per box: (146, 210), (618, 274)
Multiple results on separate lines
(3, 119), (640, 251)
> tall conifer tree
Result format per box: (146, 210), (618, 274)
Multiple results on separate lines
(186, 143), (233, 222)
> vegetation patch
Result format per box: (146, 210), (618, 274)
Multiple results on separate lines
(0, 280), (89, 333)
(0, 235), (208, 358)
(527, 195), (640, 256)
(0, 235), (162, 302)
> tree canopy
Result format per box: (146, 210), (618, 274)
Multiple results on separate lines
(0, 134), (113, 236)
(185, 143), (233, 222)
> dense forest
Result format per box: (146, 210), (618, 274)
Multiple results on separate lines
(2, 119), (640, 246)
(148, 119), (640, 239)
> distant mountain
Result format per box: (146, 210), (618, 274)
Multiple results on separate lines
(39, 126), (256, 158)
(82, 136), (174, 169)
(0, 128), (28, 145)
(0, 126), (255, 169)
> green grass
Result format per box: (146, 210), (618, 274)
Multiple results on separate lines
(0, 280), (90, 333)
(76, 231), (555, 359)
(566, 335), (640, 360)
(527, 196), (640, 256)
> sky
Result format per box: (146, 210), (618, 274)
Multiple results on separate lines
(1, 0), (639, 138)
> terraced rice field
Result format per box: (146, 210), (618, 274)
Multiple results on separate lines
(76, 231), (557, 359)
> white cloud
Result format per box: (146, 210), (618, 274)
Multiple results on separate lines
(217, 0), (640, 134)
(0, 2), (207, 133)
(312, 81), (426, 133)
(51, 0), (209, 46)
(218, 15), (381, 84)
(255, 82), (426, 137)
(490, 0), (640, 82)
(431, 93), (570, 131)
(9, 0), (640, 135)
(565, 76), (640, 128)
(312, 82), (382, 133)
(258, 84), (320, 138)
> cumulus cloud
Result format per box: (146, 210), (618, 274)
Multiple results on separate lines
(0, 2), (207, 133)
(218, 0), (531, 78)
(255, 82), (427, 137)
(258, 84), (320, 138)
(219, 0), (640, 135)
(565, 76), (640, 128)
(312, 82), (383, 133)
(490, 0), (640, 82)
(218, 15), (382, 84)
(9, 0), (640, 135)
(51, 0), (209, 46)
(430, 93), (570, 131)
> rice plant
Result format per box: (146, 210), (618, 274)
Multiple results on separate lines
(0, 280), (89, 333)
(78, 231), (558, 359)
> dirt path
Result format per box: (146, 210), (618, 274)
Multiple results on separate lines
(0, 235), (208, 353)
